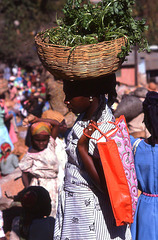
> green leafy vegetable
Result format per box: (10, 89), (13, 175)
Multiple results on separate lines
(38, 0), (149, 58)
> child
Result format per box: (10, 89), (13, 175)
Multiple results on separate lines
(130, 91), (158, 240)
(42, 110), (68, 188)
(19, 116), (59, 217)
(0, 142), (19, 176)
(9, 186), (55, 240)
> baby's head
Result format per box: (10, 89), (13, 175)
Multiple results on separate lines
(143, 91), (158, 143)
(30, 122), (52, 151)
(21, 186), (51, 218)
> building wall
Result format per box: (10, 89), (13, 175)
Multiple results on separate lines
(116, 68), (135, 86)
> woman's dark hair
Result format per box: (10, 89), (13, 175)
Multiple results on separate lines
(143, 91), (158, 146)
(92, 74), (117, 121)
(63, 73), (117, 121)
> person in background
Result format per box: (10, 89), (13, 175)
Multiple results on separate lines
(0, 94), (14, 151)
(8, 76), (17, 102)
(147, 81), (157, 92)
(22, 94), (45, 118)
(0, 142), (19, 176)
(9, 186), (55, 240)
(3, 65), (11, 81)
(19, 116), (60, 217)
(130, 91), (158, 240)
(22, 94), (46, 147)
(42, 110), (68, 189)
(54, 74), (131, 240)
(3, 100), (18, 145)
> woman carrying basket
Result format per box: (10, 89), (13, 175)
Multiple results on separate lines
(54, 74), (132, 240)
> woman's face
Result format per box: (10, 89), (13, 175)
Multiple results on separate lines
(63, 80), (93, 114)
(64, 95), (91, 114)
(32, 134), (50, 151)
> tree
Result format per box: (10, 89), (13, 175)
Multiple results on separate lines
(0, 0), (65, 68)
(0, 0), (157, 69)
(135, 0), (158, 45)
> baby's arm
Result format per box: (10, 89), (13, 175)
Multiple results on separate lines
(21, 172), (30, 188)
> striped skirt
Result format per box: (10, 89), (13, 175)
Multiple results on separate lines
(54, 183), (132, 240)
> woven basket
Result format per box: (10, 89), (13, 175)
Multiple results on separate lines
(35, 34), (126, 81)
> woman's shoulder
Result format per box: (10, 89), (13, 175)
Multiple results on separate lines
(99, 104), (114, 122)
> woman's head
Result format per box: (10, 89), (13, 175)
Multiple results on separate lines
(63, 74), (117, 119)
(63, 74), (116, 100)
(30, 122), (52, 151)
(143, 91), (158, 144)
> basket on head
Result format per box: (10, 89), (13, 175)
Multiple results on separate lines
(35, 34), (127, 81)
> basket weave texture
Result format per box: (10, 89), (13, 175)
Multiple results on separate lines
(35, 34), (126, 81)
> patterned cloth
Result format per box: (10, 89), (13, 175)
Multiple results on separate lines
(54, 104), (132, 240)
(30, 122), (52, 135)
(19, 137), (59, 218)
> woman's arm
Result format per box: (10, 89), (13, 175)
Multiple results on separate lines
(77, 125), (106, 191)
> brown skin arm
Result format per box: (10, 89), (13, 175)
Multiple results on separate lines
(29, 117), (60, 139)
(77, 123), (106, 192)
(49, 119), (60, 139)
(21, 172), (30, 188)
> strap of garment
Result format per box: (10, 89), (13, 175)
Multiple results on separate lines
(132, 138), (142, 156)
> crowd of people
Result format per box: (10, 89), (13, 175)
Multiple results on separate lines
(0, 65), (68, 240)
(0, 63), (158, 240)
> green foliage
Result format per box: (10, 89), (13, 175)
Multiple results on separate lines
(39, 0), (149, 58)
(134, 0), (158, 45)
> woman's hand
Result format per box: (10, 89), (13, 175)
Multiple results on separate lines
(78, 120), (96, 147)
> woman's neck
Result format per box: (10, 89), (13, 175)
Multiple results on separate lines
(82, 97), (99, 121)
